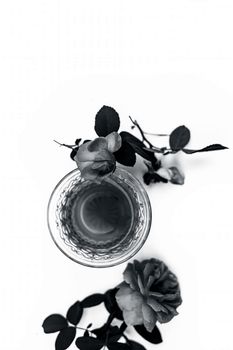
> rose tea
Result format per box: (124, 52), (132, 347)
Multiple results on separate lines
(48, 168), (151, 267)
(70, 180), (136, 246)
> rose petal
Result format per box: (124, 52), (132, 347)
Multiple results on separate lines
(156, 263), (169, 283)
(133, 260), (145, 286)
(116, 285), (144, 326)
(169, 166), (185, 185)
(148, 291), (165, 300)
(156, 168), (172, 181)
(137, 275), (145, 295)
(88, 137), (108, 152)
(105, 132), (122, 153)
(162, 278), (178, 290)
(75, 160), (92, 171)
(94, 149), (115, 162)
(142, 304), (157, 332)
(122, 308), (144, 326)
(169, 297), (183, 307)
(75, 142), (96, 162)
(123, 264), (140, 292)
(162, 293), (179, 301)
(143, 262), (156, 280)
(163, 304), (179, 316)
(156, 311), (174, 324)
(79, 165), (100, 180)
(146, 275), (156, 291)
(115, 284), (133, 302)
(147, 297), (168, 313)
(91, 162), (107, 170)
(116, 286), (143, 311)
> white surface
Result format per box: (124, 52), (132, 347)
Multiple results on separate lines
(0, 1), (233, 349)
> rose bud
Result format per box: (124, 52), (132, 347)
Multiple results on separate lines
(74, 132), (121, 180)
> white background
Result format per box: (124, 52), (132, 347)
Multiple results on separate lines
(0, 1), (233, 349)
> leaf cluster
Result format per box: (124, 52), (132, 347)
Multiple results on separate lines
(42, 288), (162, 350)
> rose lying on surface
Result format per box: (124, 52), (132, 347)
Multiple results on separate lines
(116, 259), (182, 332)
(74, 132), (121, 180)
(42, 258), (180, 347)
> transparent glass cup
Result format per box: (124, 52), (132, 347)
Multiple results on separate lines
(47, 167), (152, 268)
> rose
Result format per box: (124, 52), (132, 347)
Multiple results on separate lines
(115, 259), (182, 332)
(74, 132), (122, 180)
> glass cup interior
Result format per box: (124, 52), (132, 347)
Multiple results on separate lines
(47, 167), (152, 267)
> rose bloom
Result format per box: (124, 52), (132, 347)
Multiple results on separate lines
(116, 259), (182, 332)
(74, 132), (121, 180)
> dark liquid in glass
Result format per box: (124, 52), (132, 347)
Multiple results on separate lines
(66, 179), (137, 248)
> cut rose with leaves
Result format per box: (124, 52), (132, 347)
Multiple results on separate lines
(57, 105), (227, 186)
(74, 132), (122, 180)
(116, 259), (182, 332)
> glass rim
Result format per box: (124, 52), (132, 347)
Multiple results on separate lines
(47, 167), (152, 268)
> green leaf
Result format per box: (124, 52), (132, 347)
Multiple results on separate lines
(75, 337), (103, 350)
(81, 293), (105, 308)
(75, 138), (82, 145)
(114, 141), (136, 166)
(183, 143), (228, 154)
(66, 301), (83, 325)
(119, 132), (157, 165)
(55, 327), (76, 350)
(169, 125), (191, 151)
(143, 172), (168, 185)
(92, 325), (121, 343)
(95, 106), (120, 137)
(134, 324), (162, 344)
(42, 314), (68, 334)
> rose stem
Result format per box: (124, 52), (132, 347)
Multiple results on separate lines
(144, 132), (169, 137)
(53, 140), (76, 149)
(129, 116), (162, 153)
